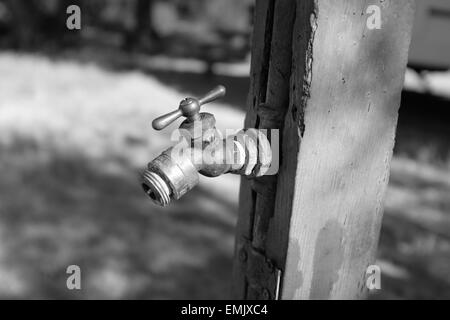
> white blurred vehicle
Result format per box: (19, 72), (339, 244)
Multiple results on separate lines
(409, 0), (450, 69)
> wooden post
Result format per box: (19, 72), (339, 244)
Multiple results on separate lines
(233, 0), (415, 299)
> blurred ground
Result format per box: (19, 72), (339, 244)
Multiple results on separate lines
(0, 52), (449, 299)
(0, 52), (244, 299)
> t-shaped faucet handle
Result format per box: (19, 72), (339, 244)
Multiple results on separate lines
(151, 85), (226, 131)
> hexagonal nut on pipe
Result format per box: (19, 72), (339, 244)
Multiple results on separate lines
(233, 129), (273, 177)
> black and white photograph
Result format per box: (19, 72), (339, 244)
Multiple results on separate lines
(0, 0), (449, 305)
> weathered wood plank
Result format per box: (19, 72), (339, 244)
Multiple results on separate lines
(251, 0), (296, 252)
(232, 0), (296, 299)
(234, 0), (415, 300)
(232, 0), (271, 299)
(265, 0), (317, 273)
(277, 0), (416, 299)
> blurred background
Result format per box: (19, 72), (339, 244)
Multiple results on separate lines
(0, 0), (448, 299)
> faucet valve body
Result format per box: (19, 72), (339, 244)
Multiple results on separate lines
(141, 86), (273, 206)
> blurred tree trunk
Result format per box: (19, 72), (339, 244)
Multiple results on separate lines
(5, 0), (40, 49)
(124, 0), (160, 51)
(136, 0), (152, 35)
(6, 0), (82, 49)
(49, 0), (82, 46)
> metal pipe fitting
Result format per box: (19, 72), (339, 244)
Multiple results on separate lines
(141, 86), (272, 206)
(141, 148), (199, 206)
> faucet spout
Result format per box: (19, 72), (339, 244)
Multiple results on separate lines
(141, 136), (247, 206)
(141, 86), (273, 206)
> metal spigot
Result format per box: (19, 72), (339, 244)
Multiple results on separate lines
(141, 85), (272, 207)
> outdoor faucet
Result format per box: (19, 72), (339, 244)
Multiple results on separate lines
(141, 85), (273, 206)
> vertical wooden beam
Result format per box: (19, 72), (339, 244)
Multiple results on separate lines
(279, 0), (415, 299)
(232, 0), (296, 299)
(234, 0), (415, 300)
(232, 0), (270, 299)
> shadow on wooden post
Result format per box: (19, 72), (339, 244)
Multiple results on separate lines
(233, 0), (416, 300)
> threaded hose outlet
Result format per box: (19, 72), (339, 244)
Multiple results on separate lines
(141, 170), (172, 206)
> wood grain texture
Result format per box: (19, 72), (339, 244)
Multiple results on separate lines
(232, 0), (296, 299)
(234, 0), (415, 300)
(279, 0), (416, 299)
(265, 0), (317, 272)
(232, 0), (271, 299)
